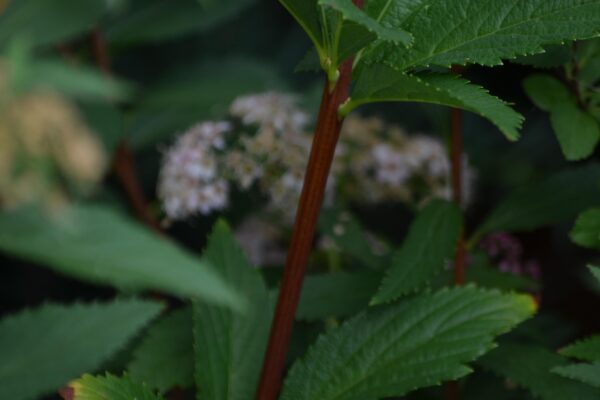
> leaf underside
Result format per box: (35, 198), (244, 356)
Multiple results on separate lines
(0, 205), (241, 308)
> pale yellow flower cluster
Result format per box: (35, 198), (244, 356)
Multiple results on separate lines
(0, 72), (106, 210)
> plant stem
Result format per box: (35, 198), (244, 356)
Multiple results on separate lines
(450, 103), (466, 286)
(449, 66), (466, 286)
(255, 3), (362, 394)
(90, 29), (162, 233)
(446, 66), (466, 400)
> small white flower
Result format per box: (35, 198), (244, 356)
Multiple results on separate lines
(230, 92), (309, 132)
(372, 144), (411, 185)
(157, 122), (232, 220)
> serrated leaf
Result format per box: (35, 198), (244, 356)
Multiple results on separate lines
(552, 362), (600, 388)
(366, 0), (600, 70)
(278, 0), (324, 53)
(561, 335), (600, 361)
(571, 209), (600, 249)
(372, 200), (462, 304)
(297, 271), (382, 321)
(319, 0), (412, 45)
(128, 307), (193, 393)
(0, 299), (163, 400)
(345, 65), (523, 140)
(107, 0), (254, 45)
(193, 220), (273, 400)
(479, 343), (600, 400)
(0, 206), (242, 309)
(590, 265), (600, 284)
(318, 207), (387, 270)
(0, 0), (107, 48)
(515, 44), (574, 68)
(432, 253), (540, 292)
(550, 103), (600, 160)
(473, 165), (600, 239)
(69, 374), (164, 400)
(281, 286), (535, 400)
(523, 74), (574, 112)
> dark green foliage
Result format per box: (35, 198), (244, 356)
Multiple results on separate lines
(0, 299), (163, 400)
(128, 307), (194, 393)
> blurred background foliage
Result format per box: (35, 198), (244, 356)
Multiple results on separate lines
(0, 0), (599, 398)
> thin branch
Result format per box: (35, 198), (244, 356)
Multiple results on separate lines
(450, 66), (466, 286)
(255, 3), (362, 398)
(445, 66), (466, 400)
(90, 28), (162, 233)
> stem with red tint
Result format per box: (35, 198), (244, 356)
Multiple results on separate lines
(446, 67), (466, 400)
(450, 103), (466, 286)
(255, 5), (363, 396)
(90, 29), (162, 233)
(449, 66), (466, 286)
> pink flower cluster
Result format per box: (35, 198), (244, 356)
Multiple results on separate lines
(479, 232), (542, 281)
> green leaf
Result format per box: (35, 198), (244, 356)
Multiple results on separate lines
(560, 335), (600, 362)
(0, 299), (163, 400)
(297, 271), (382, 321)
(278, 0), (324, 53)
(571, 209), (600, 249)
(515, 44), (574, 68)
(363, 0), (429, 28)
(319, 0), (412, 45)
(479, 343), (600, 400)
(0, 0), (107, 48)
(366, 0), (600, 70)
(80, 102), (124, 154)
(281, 286), (535, 400)
(523, 74), (574, 112)
(70, 374), (164, 400)
(590, 265), (600, 284)
(432, 253), (540, 292)
(372, 200), (462, 304)
(473, 165), (600, 239)
(550, 103), (600, 160)
(128, 307), (193, 393)
(344, 65), (524, 140)
(107, 0), (255, 44)
(6, 40), (130, 102)
(552, 363), (600, 388)
(193, 220), (274, 400)
(0, 206), (242, 309)
(130, 57), (285, 149)
(318, 207), (387, 270)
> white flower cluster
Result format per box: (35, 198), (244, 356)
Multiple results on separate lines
(157, 122), (231, 219)
(339, 115), (475, 207)
(158, 92), (476, 223)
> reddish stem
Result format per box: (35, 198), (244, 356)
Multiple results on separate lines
(90, 28), (162, 233)
(90, 29), (111, 75)
(255, 7), (361, 396)
(450, 66), (466, 286)
(113, 142), (163, 233)
(450, 104), (466, 286)
(446, 67), (466, 400)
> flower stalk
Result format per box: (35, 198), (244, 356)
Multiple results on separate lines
(255, 2), (362, 395)
(90, 29), (162, 233)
